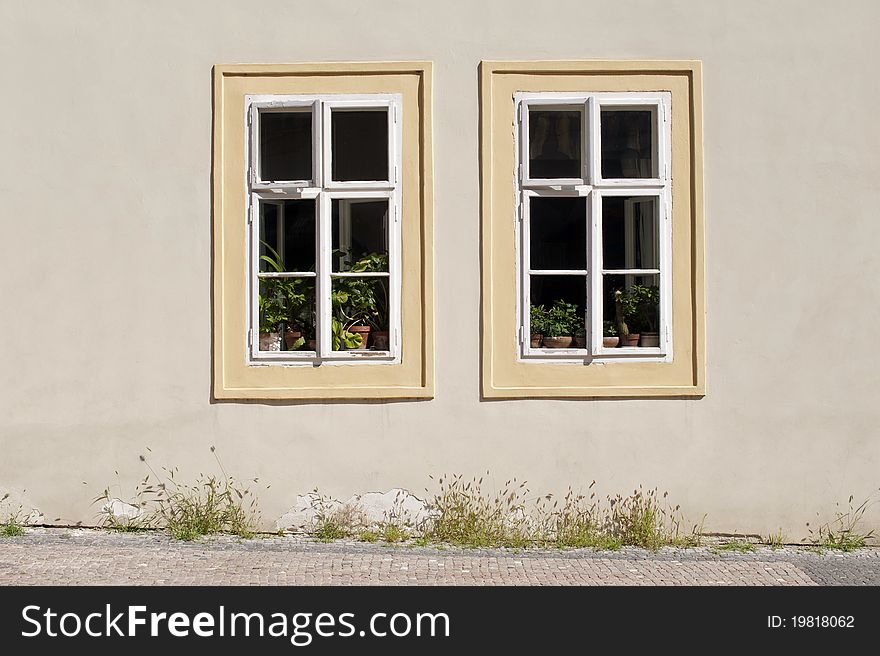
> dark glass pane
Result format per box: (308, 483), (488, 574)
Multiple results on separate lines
(331, 109), (388, 181)
(331, 199), (389, 272)
(529, 196), (586, 270)
(258, 277), (316, 351)
(331, 277), (390, 351)
(602, 273), (660, 343)
(529, 110), (581, 179)
(259, 200), (316, 272)
(260, 111), (312, 181)
(602, 196), (659, 270)
(601, 109), (654, 178)
(529, 275), (587, 342)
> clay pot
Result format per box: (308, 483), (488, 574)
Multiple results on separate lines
(530, 333), (544, 348)
(639, 332), (660, 347)
(372, 330), (390, 351)
(542, 336), (574, 348)
(284, 330), (302, 350)
(573, 335), (586, 348)
(349, 325), (371, 350)
(602, 336), (620, 348)
(259, 332), (281, 351)
(621, 333), (640, 347)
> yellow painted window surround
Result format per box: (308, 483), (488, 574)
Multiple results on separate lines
(480, 61), (706, 398)
(212, 63), (434, 400)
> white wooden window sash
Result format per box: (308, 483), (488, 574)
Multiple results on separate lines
(515, 92), (673, 363)
(245, 94), (403, 365)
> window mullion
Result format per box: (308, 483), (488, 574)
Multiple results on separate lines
(521, 192), (531, 353)
(249, 191), (260, 360)
(587, 96), (600, 186)
(317, 192), (331, 359)
(589, 189), (602, 355)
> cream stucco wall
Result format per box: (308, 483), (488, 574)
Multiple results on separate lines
(1, 0), (878, 538)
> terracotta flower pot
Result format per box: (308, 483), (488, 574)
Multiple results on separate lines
(621, 333), (640, 347)
(639, 332), (660, 347)
(573, 335), (586, 348)
(348, 325), (371, 350)
(530, 333), (544, 348)
(602, 336), (620, 348)
(542, 336), (574, 348)
(372, 330), (390, 351)
(284, 330), (302, 350)
(259, 332), (281, 351)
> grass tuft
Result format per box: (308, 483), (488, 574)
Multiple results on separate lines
(1, 515), (25, 537)
(96, 447), (262, 541)
(419, 475), (702, 551)
(807, 492), (877, 552)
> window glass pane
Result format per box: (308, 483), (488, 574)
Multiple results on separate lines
(600, 108), (655, 178)
(332, 199), (389, 272)
(528, 109), (581, 179)
(331, 277), (390, 351)
(529, 275), (587, 348)
(602, 273), (660, 346)
(259, 200), (316, 272)
(602, 196), (659, 270)
(260, 111), (312, 181)
(529, 196), (586, 270)
(331, 109), (389, 182)
(258, 277), (316, 351)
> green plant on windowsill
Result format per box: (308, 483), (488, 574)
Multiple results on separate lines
(613, 287), (639, 344)
(542, 300), (580, 348)
(332, 252), (389, 350)
(258, 243), (310, 350)
(631, 284), (660, 335)
(613, 284), (659, 346)
(602, 320), (619, 348)
(529, 304), (547, 347)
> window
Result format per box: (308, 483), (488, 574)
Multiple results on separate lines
(248, 95), (401, 363)
(517, 92), (671, 361)
(213, 63), (433, 400)
(480, 61), (705, 398)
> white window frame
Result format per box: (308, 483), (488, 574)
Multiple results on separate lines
(515, 91), (672, 363)
(245, 93), (403, 365)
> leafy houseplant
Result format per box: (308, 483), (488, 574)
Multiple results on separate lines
(258, 244), (309, 351)
(542, 300), (580, 348)
(614, 284), (660, 347)
(602, 320), (619, 348)
(331, 252), (389, 351)
(529, 304), (547, 348)
(613, 286), (640, 347)
(632, 284), (660, 347)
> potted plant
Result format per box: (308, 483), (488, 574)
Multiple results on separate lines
(573, 326), (586, 348)
(529, 304), (546, 348)
(613, 287), (640, 347)
(633, 284), (660, 347)
(602, 320), (619, 348)
(258, 244), (309, 351)
(331, 252), (388, 350)
(542, 299), (579, 348)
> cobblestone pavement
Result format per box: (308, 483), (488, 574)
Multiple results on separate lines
(1, 529), (878, 585)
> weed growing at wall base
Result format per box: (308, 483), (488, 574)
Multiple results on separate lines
(807, 492), (877, 552)
(95, 447), (263, 541)
(420, 475), (703, 551)
(1, 515), (25, 537)
(0, 495), (28, 537)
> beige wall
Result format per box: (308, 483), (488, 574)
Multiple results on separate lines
(1, 0), (878, 538)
